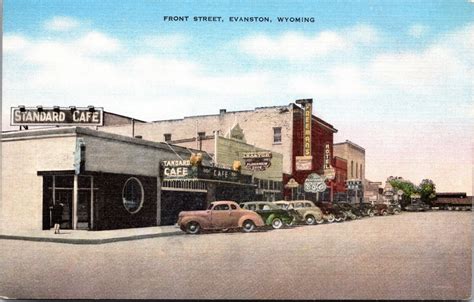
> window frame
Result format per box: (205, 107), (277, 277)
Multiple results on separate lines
(273, 127), (282, 144)
(122, 177), (145, 214)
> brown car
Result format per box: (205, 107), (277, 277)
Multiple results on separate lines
(177, 201), (265, 234)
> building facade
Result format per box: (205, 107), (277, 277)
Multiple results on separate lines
(99, 100), (339, 200)
(333, 140), (365, 181)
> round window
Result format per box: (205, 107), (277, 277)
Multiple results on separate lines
(122, 177), (144, 214)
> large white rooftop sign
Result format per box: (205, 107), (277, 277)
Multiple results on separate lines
(10, 106), (104, 126)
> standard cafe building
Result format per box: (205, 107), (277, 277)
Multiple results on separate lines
(0, 127), (261, 232)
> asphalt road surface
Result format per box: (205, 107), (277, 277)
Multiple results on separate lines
(0, 211), (471, 300)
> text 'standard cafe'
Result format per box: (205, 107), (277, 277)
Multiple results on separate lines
(11, 106), (104, 126)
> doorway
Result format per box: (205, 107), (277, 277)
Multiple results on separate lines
(42, 174), (96, 230)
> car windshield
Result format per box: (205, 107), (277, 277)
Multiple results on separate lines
(258, 203), (278, 210)
(275, 203), (288, 210)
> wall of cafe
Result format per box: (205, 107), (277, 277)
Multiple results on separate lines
(1, 129), (77, 231)
(0, 127), (206, 232)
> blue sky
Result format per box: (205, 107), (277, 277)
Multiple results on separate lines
(3, 0), (473, 193)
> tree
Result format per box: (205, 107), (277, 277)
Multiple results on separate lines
(418, 179), (436, 205)
(387, 176), (418, 208)
(386, 176), (437, 208)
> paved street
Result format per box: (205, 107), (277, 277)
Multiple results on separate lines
(0, 211), (471, 300)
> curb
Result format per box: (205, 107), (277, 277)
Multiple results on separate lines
(0, 230), (184, 245)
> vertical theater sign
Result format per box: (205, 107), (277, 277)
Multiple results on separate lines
(295, 99), (313, 171)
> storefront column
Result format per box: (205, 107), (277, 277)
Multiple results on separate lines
(52, 176), (56, 205)
(206, 183), (216, 207)
(330, 181), (334, 202)
(72, 174), (78, 230)
(90, 176), (94, 230)
(156, 176), (162, 226)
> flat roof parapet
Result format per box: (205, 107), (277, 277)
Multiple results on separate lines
(334, 140), (366, 153)
(1, 126), (209, 159)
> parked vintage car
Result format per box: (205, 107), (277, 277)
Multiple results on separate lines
(333, 202), (360, 220)
(374, 202), (402, 215)
(345, 203), (365, 218)
(240, 201), (297, 229)
(373, 203), (390, 216)
(177, 201), (265, 234)
(315, 202), (347, 222)
(273, 200), (326, 225)
(388, 202), (402, 214)
(404, 202), (430, 212)
(357, 202), (375, 217)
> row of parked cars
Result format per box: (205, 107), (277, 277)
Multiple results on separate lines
(177, 199), (403, 234)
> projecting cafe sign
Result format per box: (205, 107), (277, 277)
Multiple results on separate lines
(10, 106), (104, 126)
(161, 160), (242, 182)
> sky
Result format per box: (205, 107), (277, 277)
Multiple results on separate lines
(3, 0), (473, 194)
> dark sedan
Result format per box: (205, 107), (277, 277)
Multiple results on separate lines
(405, 202), (430, 212)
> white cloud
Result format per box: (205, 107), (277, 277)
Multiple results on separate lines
(408, 24), (429, 38)
(346, 24), (380, 44)
(76, 31), (121, 54)
(44, 16), (80, 32)
(239, 31), (348, 60)
(287, 65), (374, 98)
(3, 35), (30, 53)
(239, 24), (380, 60)
(369, 46), (468, 96)
(143, 34), (188, 50)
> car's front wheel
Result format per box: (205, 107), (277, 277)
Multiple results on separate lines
(186, 221), (201, 234)
(326, 214), (335, 223)
(368, 209), (374, 217)
(285, 217), (296, 227)
(271, 218), (283, 229)
(305, 215), (316, 225)
(381, 210), (388, 216)
(242, 220), (255, 232)
(393, 209), (401, 215)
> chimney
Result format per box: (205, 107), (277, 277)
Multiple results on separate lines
(219, 109), (226, 116)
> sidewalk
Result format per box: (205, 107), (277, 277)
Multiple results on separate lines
(0, 225), (183, 245)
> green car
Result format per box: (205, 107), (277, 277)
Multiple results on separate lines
(240, 201), (296, 229)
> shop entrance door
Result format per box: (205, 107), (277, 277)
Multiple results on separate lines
(77, 191), (90, 230)
(43, 174), (96, 230)
(54, 190), (73, 229)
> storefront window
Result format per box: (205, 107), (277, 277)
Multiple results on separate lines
(122, 177), (144, 214)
